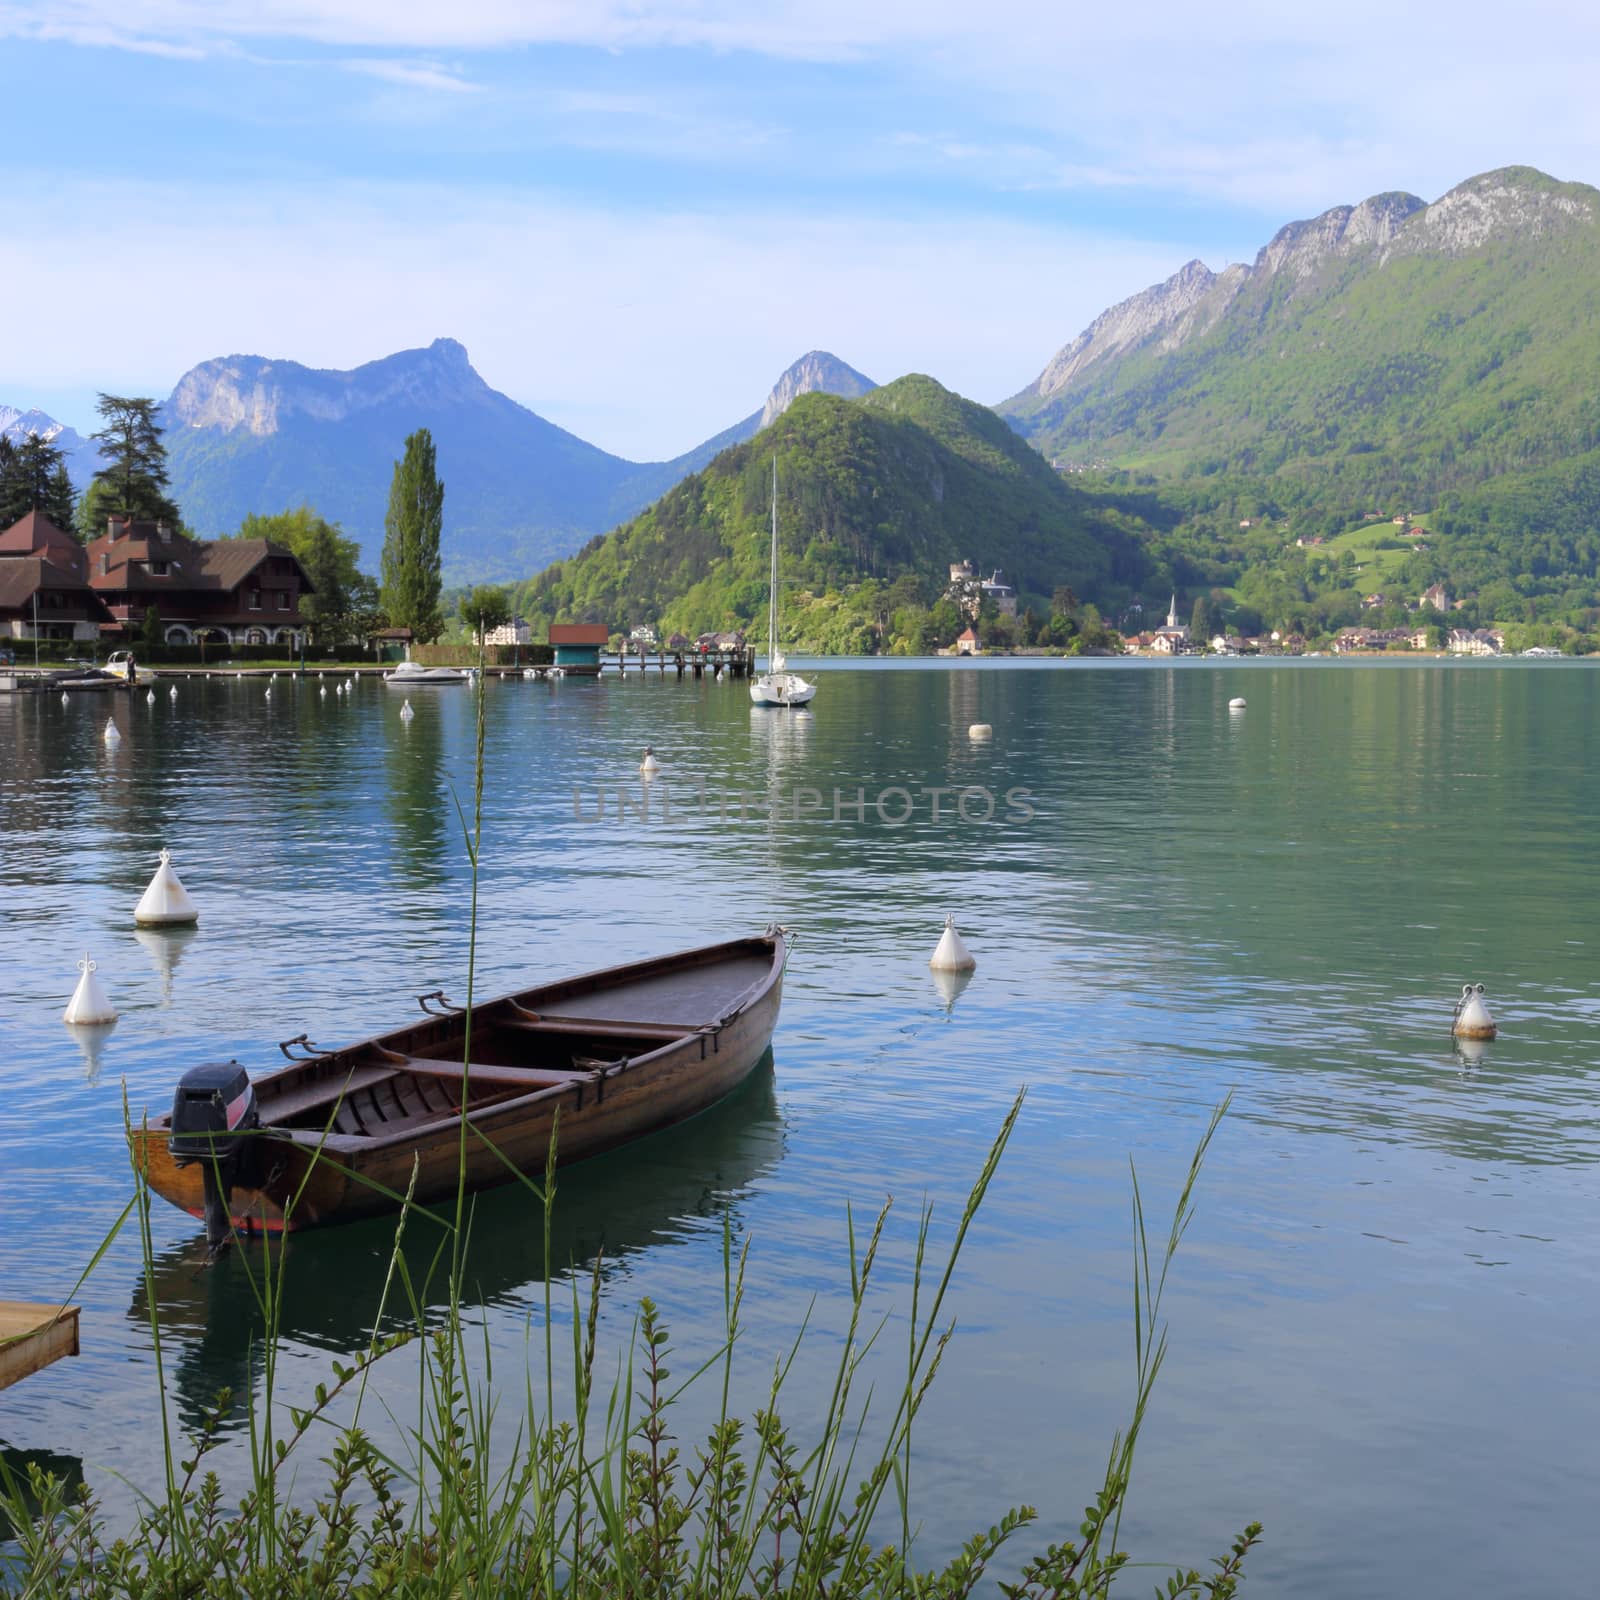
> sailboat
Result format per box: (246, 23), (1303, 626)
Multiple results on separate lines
(750, 457), (817, 708)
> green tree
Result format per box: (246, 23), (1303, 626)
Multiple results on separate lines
(459, 584), (511, 643)
(1191, 594), (1215, 644)
(88, 395), (179, 526)
(0, 434), (76, 528)
(380, 429), (444, 643)
(139, 604), (163, 651)
(233, 506), (367, 643)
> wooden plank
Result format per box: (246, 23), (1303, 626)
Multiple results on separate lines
(402, 1058), (595, 1089)
(0, 1302), (80, 1392)
(496, 1016), (691, 1042)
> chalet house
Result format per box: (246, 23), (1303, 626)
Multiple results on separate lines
(1362, 592), (1386, 610)
(85, 517), (313, 646)
(0, 510), (111, 641)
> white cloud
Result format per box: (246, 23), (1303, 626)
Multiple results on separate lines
(341, 58), (480, 92)
(0, 178), (1187, 459)
(7, 1), (1600, 215)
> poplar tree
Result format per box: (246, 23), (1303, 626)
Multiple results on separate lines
(380, 428), (444, 642)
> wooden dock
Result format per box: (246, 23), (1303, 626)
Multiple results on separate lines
(0, 1302), (80, 1391)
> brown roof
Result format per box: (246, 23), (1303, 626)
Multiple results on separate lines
(0, 556), (97, 612)
(549, 623), (609, 645)
(0, 510), (85, 577)
(86, 530), (312, 595)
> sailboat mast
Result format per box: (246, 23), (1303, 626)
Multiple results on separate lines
(769, 455), (779, 665)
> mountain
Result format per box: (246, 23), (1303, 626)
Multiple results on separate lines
(999, 166), (1600, 633)
(161, 342), (873, 582)
(514, 373), (1144, 651)
(0, 405), (101, 480)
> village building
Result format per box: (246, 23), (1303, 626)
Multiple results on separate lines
(628, 624), (659, 647)
(954, 626), (981, 656)
(1418, 582), (1452, 612)
(82, 516), (313, 646)
(981, 570), (1019, 618)
(0, 511), (110, 641)
(1150, 593), (1189, 654)
(1447, 627), (1505, 656)
(483, 616), (532, 646)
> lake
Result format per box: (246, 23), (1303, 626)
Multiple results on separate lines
(3, 656), (1599, 1593)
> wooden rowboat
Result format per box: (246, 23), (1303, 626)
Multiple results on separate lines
(130, 931), (787, 1237)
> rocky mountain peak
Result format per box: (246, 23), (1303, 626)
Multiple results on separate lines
(1387, 167), (1597, 259)
(167, 339), (493, 437)
(758, 351), (875, 429)
(1027, 257), (1234, 400)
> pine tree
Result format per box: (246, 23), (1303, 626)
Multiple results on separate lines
(88, 395), (180, 526)
(380, 429), (444, 642)
(0, 433), (75, 529)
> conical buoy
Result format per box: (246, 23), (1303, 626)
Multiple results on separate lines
(134, 847), (200, 927)
(968, 723), (993, 741)
(63, 953), (117, 1025)
(60, 690), (69, 704)
(400, 699), (415, 720)
(929, 912), (977, 972)
(320, 684), (327, 697)
(1229, 697), (1247, 709)
(146, 689), (155, 704)
(264, 686), (272, 699)
(640, 745), (661, 774)
(169, 685), (177, 699)
(1453, 983), (1497, 1040)
(103, 717), (120, 745)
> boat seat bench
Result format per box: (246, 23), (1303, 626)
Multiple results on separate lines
(497, 1015), (693, 1042)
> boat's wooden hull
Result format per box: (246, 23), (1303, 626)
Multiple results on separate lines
(130, 934), (785, 1233)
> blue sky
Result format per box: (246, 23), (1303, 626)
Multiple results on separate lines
(3, 1), (1599, 459)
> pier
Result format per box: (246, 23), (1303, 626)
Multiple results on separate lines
(599, 647), (756, 679)
(0, 1301), (80, 1391)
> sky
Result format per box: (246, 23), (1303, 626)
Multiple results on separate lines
(3, 0), (1600, 460)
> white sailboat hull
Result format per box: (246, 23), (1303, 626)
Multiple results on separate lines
(749, 671), (817, 707)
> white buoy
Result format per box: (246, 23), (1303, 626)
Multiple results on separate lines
(63, 953), (117, 1025)
(929, 912), (977, 972)
(264, 686), (272, 699)
(931, 966), (973, 1012)
(968, 723), (993, 741)
(134, 846), (200, 927)
(640, 745), (661, 774)
(60, 691), (69, 704)
(320, 684), (328, 697)
(400, 699), (415, 720)
(103, 717), (120, 745)
(146, 689), (155, 704)
(169, 685), (178, 699)
(1229, 697), (1247, 709)
(271, 672), (278, 681)
(1452, 982), (1497, 1040)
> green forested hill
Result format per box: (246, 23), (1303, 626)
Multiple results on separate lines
(1001, 167), (1600, 637)
(513, 375), (1147, 651)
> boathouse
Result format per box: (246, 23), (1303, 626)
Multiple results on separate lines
(548, 622), (609, 675)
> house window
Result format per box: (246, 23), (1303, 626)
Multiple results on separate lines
(248, 589), (262, 610)
(149, 560), (169, 577)
(277, 592), (290, 611)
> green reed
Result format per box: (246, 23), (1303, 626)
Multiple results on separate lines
(1, 665), (1259, 1598)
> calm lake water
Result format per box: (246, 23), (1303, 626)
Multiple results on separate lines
(4, 657), (1599, 1593)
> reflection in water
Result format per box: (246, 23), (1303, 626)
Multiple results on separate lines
(129, 1061), (784, 1427)
(134, 926), (198, 1007)
(0, 1444), (85, 1541)
(383, 691), (449, 891)
(930, 966), (973, 1014)
(63, 1019), (118, 1083)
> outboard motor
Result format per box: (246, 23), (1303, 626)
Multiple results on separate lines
(169, 1061), (258, 1250)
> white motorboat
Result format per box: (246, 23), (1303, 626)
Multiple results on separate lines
(385, 661), (472, 685)
(750, 458), (817, 709)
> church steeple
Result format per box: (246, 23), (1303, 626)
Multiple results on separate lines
(1167, 592), (1178, 629)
